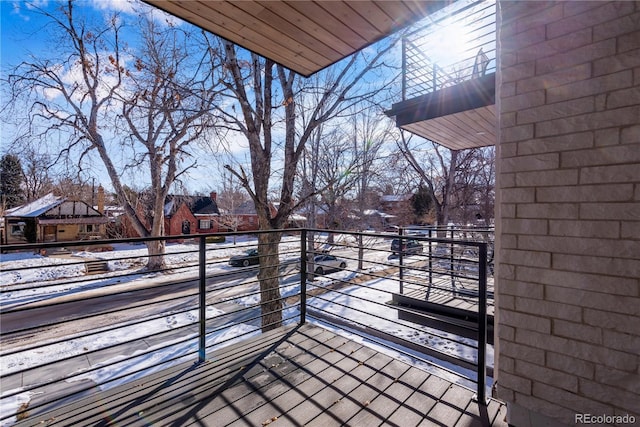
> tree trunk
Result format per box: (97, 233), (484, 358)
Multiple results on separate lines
(146, 239), (166, 271)
(257, 230), (283, 332)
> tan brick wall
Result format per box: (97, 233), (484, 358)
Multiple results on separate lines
(497, 1), (640, 425)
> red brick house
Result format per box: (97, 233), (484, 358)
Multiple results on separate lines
(220, 200), (277, 232)
(122, 193), (221, 238)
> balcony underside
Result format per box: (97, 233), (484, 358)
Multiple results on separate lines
(387, 73), (496, 150)
(142, 1), (448, 77)
(17, 324), (507, 427)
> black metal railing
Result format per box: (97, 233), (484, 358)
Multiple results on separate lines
(0, 227), (492, 424)
(402, 0), (496, 100)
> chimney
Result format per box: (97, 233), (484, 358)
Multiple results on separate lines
(97, 185), (105, 214)
(210, 191), (217, 202)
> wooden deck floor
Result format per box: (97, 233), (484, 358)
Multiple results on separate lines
(399, 274), (495, 316)
(18, 324), (507, 427)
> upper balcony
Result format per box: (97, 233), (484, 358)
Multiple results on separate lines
(386, 0), (496, 150)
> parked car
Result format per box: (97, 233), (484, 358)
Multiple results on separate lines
(301, 254), (347, 275)
(391, 238), (424, 255)
(228, 248), (259, 267)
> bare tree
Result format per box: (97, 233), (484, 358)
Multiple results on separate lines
(20, 149), (54, 202)
(4, 2), (222, 269)
(452, 146), (495, 226)
(396, 132), (482, 230)
(350, 109), (396, 228)
(216, 170), (250, 242)
(208, 35), (399, 331)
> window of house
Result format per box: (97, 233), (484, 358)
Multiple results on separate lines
(10, 225), (24, 236)
(199, 219), (211, 229)
(79, 224), (95, 233)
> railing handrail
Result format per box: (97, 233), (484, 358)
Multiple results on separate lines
(401, 0), (496, 100)
(1, 227), (493, 423)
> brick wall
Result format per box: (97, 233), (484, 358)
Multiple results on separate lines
(497, 1), (640, 425)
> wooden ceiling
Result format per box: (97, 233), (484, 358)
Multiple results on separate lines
(142, 1), (448, 77)
(387, 73), (497, 149)
(400, 105), (496, 150)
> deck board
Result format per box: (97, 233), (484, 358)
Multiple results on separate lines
(18, 324), (507, 427)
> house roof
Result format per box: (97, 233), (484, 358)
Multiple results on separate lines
(5, 193), (104, 220)
(363, 209), (396, 219)
(232, 200), (258, 215)
(141, 0), (449, 77)
(5, 193), (63, 218)
(164, 195), (220, 217)
(191, 197), (220, 216)
(381, 194), (413, 202)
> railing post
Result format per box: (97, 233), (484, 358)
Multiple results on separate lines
(198, 235), (207, 363)
(402, 37), (407, 100)
(427, 228), (433, 300)
(450, 226), (455, 294)
(300, 229), (307, 325)
(432, 64), (437, 92)
(476, 242), (488, 404)
(398, 227), (404, 295)
(358, 232), (364, 270)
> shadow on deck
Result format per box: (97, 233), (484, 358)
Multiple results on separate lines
(18, 324), (506, 427)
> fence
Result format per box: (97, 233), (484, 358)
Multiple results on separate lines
(402, 0), (496, 100)
(1, 228), (491, 423)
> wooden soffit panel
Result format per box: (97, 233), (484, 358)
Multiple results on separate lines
(142, 1), (449, 77)
(400, 105), (496, 150)
(386, 73), (496, 149)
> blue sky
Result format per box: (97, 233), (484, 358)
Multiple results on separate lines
(2, 1), (137, 65)
(1, 0), (244, 195)
(0, 1), (480, 197)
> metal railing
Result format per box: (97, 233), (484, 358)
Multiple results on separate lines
(402, 0), (496, 100)
(1, 228), (492, 424)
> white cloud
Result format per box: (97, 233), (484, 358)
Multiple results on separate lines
(88, 0), (184, 28)
(89, 0), (135, 14)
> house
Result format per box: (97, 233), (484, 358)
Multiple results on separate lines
(163, 195), (200, 237)
(121, 192), (221, 239)
(380, 194), (414, 226)
(191, 192), (222, 233)
(3, 193), (107, 244)
(160, 192), (222, 237)
(361, 208), (396, 230)
(220, 200), (277, 232)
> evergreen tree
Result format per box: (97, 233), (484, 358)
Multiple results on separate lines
(0, 154), (24, 208)
(411, 184), (432, 219)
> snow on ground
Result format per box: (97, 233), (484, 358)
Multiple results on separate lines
(0, 235), (303, 308)
(0, 233), (492, 426)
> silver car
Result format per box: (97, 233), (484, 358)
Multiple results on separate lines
(305, 254), (347, 275)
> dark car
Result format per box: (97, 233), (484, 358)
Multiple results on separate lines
(228, 248), (259, 267)
(391, 238), (424, 255)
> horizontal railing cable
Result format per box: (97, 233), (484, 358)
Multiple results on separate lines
(1, 227), (493, 422)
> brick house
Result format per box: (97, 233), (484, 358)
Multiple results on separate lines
(192, 192), (222, 233)
(163, 197), (199, 237)
(122, 192), (221, 238)
(164, 193), (221, 236)
(220, 200), (277, 232)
